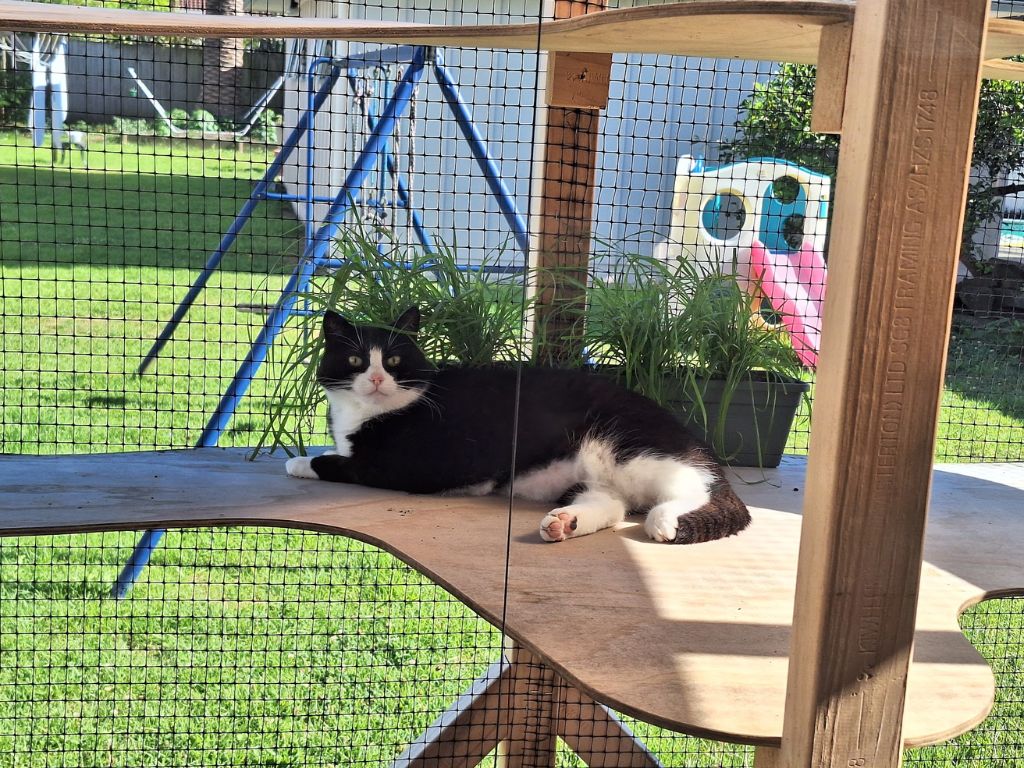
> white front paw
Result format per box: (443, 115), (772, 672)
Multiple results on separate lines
(285, 456), (318, 480)
(644, 504), (679, 543)
(540, 510), (577, 542)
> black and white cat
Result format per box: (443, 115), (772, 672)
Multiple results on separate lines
(285, 308), (751, 545)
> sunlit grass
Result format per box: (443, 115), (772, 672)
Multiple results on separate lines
(1, 133), (302, 453)
(1, 132), (1022, 766)
(0, 529), (501, 767)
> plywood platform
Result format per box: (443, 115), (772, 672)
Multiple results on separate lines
(3, 0), (1024, 81)
(1, 449), (1021, 747)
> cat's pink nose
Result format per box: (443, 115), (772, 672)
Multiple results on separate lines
(369, 372), (385, 387)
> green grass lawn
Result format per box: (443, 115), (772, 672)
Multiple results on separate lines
(1, 131), (1022, 766)
(781, 314), (1024, 461)
(1, 131), (305, 453)
(940, 316), (1024, 461)
(0, 530), (503, 767)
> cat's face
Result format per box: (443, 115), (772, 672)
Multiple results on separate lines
(317, 307), (433, 413)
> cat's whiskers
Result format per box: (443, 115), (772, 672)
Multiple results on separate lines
(317, 377), (353, 392)
(407, 388), (441, 418)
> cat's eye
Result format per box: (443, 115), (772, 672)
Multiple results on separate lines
(385, 355), (401, 367)
(348, 355), (363, 367)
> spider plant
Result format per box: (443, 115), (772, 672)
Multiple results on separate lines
(421, 241), (530, 366)
(581, 250), (807, 465)
(251, 225), (530, 457)
(675, 267), (806, 462)
(582, 253), (695, 405)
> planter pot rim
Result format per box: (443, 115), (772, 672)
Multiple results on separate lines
(590, 364), (810, 389)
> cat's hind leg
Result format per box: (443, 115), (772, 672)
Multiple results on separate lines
(644, 478), (751, 544)
(540, 486), (626, 543)
(600, 452), (720, 543)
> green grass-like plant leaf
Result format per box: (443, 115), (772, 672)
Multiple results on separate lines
(252, 226), (530, 456)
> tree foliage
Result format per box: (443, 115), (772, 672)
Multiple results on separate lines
(722, 63), (1024, 268)
(721, 64), (839, 174)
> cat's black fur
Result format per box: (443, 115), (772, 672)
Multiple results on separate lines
(297, 308), (750, 545)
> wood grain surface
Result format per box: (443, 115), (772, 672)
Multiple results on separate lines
(531, 0), (606, 365)
(3, 0), (1024, 80)
(2, 449), (1021, 747)
(0, 0), (852, 56)
(781, 0), (989, 764)
(810, 22), (852, 133)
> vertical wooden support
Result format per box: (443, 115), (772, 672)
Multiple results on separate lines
(398, 642), (659, 767)
(781, 1), (988, 767)
(497, 645), (562, 768)
(531, 0), (608, 365)
(810, 22), (852, 135)
(545, 51), (612, 109)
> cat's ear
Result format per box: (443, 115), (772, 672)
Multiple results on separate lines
(393, 306), (420, 334)
(322, 310), (354, 339)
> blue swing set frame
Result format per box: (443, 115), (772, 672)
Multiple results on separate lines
(113, 45), (529, 598)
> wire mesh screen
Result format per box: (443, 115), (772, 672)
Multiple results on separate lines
(946, 0), (1024, 461)
(1, 531), (1021, 766)
(0, 530), (504, 766)
(1, 32), (302, 453)
(6, 6), (1024, 460)
(1, 0), (1023, 766)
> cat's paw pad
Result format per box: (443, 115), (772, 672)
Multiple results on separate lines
(540, 510), (578, 542)
(285, 456), (319, 480)
(644, 505), (679, 542)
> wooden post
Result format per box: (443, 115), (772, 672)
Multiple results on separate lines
(810, 22), (852, 135)
(545, 51), (612, 110)
(781, 1), (988, 767)
(496, 645), (562, 768)
(531, 0), (609, 365)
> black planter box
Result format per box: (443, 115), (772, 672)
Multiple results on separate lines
(666, 376), (810, 468)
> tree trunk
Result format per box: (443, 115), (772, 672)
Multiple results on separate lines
(201, 0), (245, 122)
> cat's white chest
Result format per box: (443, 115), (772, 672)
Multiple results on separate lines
(325, 389), (374, 457)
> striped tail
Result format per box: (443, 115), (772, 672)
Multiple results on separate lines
(673, 481), (751, 544)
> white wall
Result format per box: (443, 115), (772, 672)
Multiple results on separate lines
(282, 0), (776, 269)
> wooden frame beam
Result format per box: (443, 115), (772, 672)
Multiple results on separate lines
(810, 22), (852, 134)
(531, 0), (608, 364)
(393, 661), (513, 767)
(0, 0), (852, 59)
(394, 649), (661, 768)
(3, 0), (1024, 82)
(781, 0), (989, 765)
(496, 645), (562, 767)
(545, 51), (612, 109)
(557, 686), (662, 768)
